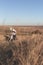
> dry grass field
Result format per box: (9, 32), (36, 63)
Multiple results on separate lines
(0, 26), (43, 65)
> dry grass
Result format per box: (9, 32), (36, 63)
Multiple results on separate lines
(0, 26), (43, 65)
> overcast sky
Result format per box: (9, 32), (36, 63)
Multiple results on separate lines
(0, 0), (43, 25)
